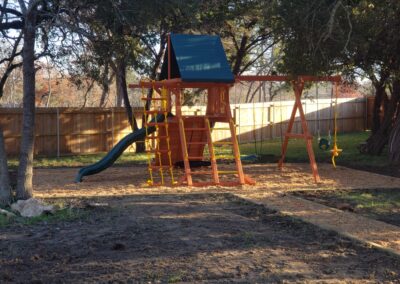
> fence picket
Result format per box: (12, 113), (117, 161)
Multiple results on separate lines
(0, 97), (369, 156)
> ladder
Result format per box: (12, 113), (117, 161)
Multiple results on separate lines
(142, 89), (176, 186)
(179, 117), (245, 186)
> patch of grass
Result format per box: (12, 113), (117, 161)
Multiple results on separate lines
(295, 188), (400, 226)
(0, 207), (87, 227)
(168, 273), (184, 283)
(7, 131), (389, 170)
(20, 207), (88, 225)
(0, 214), (9, 226)
(240, 131), (389, 168)
(339, 191), (400, 212)
(8, 152), (149, 169)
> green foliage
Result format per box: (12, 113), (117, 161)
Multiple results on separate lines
(274, 0), (400, 79)
(273, 0), (352, 76)
(5, 132), (389, 170)
(198, 0), (275, 74)
(342, 191), (400, 211)
(7, 152), (148, 169)
(240, 131), (389, 168)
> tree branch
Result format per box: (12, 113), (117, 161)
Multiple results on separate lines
(0, 62), (22, 98)
(0, 20), (23, 30)
(0, 3), (22, 17)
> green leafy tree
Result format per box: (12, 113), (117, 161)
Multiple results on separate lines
(0, 0), (98, 200)
(273, 0), (400, 161)
(198, 0), (276, 75)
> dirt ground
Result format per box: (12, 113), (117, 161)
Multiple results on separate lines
(2, 163), (400, 283)
(1, 194), (400, 283)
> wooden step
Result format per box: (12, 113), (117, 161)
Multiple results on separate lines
(184, 128), (207, 131)
(218, 171), (238, 175)
(190, 171), (213, 175)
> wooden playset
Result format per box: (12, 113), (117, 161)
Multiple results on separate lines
(129, 34), (252, 186)
(77, 33), (341, 186)
(129, 34), (341, 186)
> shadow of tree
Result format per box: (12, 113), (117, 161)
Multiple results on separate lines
(0, 193), (398, 283)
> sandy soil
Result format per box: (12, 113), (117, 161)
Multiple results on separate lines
(1, 163), (400, 283)
(31, 163), (400, 199)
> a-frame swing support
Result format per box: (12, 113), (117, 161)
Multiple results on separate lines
(236, 75), (341, 183)
(278, 79), (319, 182)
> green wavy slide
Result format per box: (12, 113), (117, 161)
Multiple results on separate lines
(76, 114), (165, 182)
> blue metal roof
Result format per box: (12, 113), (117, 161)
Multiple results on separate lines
(160, 34), (234, 83)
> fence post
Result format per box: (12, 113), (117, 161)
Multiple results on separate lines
(364, 97), (368, 130)
(269, 104), (273, 139)
(56, 107), (60, 158)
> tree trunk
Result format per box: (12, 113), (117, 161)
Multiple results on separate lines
(371, 84), (387, 134)
(115, 59), (138, 132)
(99, 64), (112, 107)
(137, 38), (167, 153)
(16, 8), (37, 200)
(363, 79), (400, 155)
(115, 79), (123, 107)
(389, 111), (400, 163)
(0, 127), (11, 206)
(232, 34), (249, 75)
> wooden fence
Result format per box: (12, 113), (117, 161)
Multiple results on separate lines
(0, 97), (369, 157)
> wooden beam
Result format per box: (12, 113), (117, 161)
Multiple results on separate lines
(235, 75), (341, 83)
(278, 80), (321, 183)
(129, 79), (233, 89)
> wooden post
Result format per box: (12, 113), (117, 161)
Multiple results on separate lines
(205, 118), (220, 184)
(278, 79), (320, 183)
(175, 89), (193, 186)
(224, 86), (245, 184)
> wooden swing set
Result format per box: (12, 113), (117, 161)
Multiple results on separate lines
(236, 75), (342, 183)
(129, 34), (342, 186)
